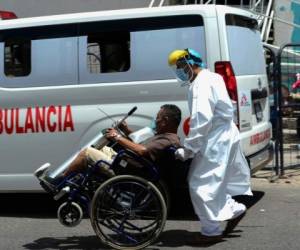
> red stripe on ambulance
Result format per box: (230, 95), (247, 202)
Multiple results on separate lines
(0, 105), (74, 134)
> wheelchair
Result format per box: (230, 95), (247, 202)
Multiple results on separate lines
(36, 143), (186, 250)
(34, 107), (189, 249)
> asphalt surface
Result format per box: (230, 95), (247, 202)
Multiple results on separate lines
(1, 170), (300, 250)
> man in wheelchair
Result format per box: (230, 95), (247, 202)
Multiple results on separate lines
(38, 104), (181, 191)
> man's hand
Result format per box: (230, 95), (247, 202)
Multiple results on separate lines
(105, 128), (147, 157)
(105, 128), (121, 141)
(175, 148), (194, 161)
(113, 120), (133, 136)
(118, 121), (133, 135)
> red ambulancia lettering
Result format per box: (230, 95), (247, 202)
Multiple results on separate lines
(47, 105), (57, 132)
(0, 109), (2, 133)
(25, 107), (34, 133)
(64, 105), (74, 132)
(4, 109), (14, 134)
(250, 129), (271, 145)
(35, 107), (46, 132)
(58, 105), (62, 131)
(16, 108), (24, 133)
(0, 105), (74, 135)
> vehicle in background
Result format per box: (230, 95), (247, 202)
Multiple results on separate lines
(0, 5), (272, 192)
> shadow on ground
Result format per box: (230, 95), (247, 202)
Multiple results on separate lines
(0, 193), (58, 218)
(23, 236), (109, 250)
(156, 190), (265, 248)
(23, 235), (162, 250)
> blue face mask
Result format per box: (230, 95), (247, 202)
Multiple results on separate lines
(175, 68), (189, 82)
(149, 119), (157, 132)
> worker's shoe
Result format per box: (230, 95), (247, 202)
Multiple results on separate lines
(223, 203), (247, 235)
(186, 234), (223, 245)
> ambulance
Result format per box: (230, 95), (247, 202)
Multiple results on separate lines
(0, 5), (273, 192)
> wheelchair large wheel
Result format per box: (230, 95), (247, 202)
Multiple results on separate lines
(90, 175), (167, 250)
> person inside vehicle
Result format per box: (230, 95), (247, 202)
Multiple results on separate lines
(38, 104), (181, 190)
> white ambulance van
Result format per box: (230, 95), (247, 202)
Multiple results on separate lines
(0, 5), (273, 192)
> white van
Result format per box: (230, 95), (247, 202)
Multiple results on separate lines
(0, 5), (273, 192)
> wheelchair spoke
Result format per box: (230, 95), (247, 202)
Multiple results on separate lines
(97, 208), (124, 217)
(111, 218), (156, 244)
(100, 217), (140, 244)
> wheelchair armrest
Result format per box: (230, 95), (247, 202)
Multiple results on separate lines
(118, 149), (156, 168)
(112, 149), (159, 181)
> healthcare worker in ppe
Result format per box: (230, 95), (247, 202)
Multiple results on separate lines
(168, 49), (253, 243)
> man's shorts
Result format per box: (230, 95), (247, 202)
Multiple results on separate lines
(85, 146), (117, 165)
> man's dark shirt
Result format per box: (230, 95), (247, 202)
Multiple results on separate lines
(142, 133), (180, 162)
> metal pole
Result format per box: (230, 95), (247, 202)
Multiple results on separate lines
(272, 50), (280, 176)
(250, 0), (255, 10)
(277, 45), (285, 176)
(261, 0), (264, 15)
(159, 0), (165, 6)
(149, 0), (155, 7)
(261, 0), (273, 40)
(265, 10), (274, 41)
(264, 45), (280, 176)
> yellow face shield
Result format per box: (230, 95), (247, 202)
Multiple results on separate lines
(168, 50), (194, 85)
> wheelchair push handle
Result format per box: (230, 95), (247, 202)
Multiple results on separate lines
(128, 106), (137, 116)
(95, 107), (137, 150)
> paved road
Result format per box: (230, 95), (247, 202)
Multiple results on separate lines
(1, 173), (300, 250)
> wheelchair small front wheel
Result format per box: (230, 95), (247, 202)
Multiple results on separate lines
(57, 201), (83, 227)
(90, 175), (167, 250)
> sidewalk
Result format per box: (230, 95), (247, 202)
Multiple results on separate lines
(252, 167), (300, 186)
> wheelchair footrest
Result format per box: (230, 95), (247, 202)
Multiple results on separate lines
(40, 181), (55, 194)
(54, 186), (71, 201)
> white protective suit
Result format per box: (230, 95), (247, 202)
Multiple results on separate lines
(184, 69), (252, 222)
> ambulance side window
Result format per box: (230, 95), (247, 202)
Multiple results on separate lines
(79, 15), (205, 84)
(0, 23), (78, 88)
(87, 32), (130, 74)
(225, 14), (265, 75)
(4, 39), (31, 77)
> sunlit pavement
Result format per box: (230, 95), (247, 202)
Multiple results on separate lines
(1, 169), (300, 250)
